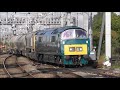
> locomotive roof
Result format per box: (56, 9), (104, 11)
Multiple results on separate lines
(35, 28), (56, 35)
(35, 26), (86, 35)
(54, 26), (86, 33)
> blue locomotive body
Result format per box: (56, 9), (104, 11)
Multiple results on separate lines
(10, 26), (97, 67)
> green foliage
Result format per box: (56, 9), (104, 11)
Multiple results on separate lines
(111, 13), (120, 55)
(92, 12), (120, 55)
(111, 12), (120, 32)
(92, 12), (105, 55)
(93, 12), (103, 32)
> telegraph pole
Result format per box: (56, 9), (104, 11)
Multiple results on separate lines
(97, 13), (105, 60)
(89, 12), (93, 51)
(61, 12), (66, 27)
(104, 12), (111, 67)
(66, 12), (71, 26)
(12, 12), (16, 36)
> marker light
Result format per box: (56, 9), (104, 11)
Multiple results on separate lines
(69, 47), (75, 52)
(76, 47), (83, 52)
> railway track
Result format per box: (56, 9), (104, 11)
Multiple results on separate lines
(1, 54), (119, 78)
(19, 56), (83, 78)
(3, 55), (35, 78)
(2, 55), (72, 78)
(19, 56), (120, 78)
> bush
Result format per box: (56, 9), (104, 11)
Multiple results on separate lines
(93, 12), (120, 56)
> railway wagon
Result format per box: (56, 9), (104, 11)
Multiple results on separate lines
(9, 35), (20, 54)
(10, 26), (97, 66)
(16, 34), (27, 56)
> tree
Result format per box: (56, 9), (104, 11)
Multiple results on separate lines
(111, 13), (120, 55)
(92, 12), (105, 55)
(111, 12), (120, 32)
(92, 12), (120, 55)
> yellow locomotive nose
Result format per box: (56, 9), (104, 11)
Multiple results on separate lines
(64, 44), (88, 55)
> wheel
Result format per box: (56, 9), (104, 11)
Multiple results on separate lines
(20, 51), (22, 56)
(38, 55), (43, 63)
(56, 56), (62, 66)
(57, 56), (60, 63)
(80, 63), (84, 67)
(92, 61), (98, 68)
(63, 65), (68, 68)
(88, 60), (94, 66)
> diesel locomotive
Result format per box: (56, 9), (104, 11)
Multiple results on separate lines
(9, 26), (97, 67)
